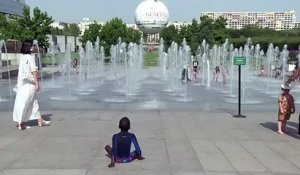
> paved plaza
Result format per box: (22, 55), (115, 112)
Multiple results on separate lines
(0, 110), (300, 175)
(0, 68), (300, 175)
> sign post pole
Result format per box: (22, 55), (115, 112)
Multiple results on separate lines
(233, 57), (246, 118)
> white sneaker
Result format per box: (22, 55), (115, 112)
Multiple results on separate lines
(18, 124), (31, 130)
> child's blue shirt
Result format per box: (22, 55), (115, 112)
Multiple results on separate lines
(112, 131), (141, 163)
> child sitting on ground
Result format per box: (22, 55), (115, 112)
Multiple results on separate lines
(105, 117), (145, 167)
(277, 84), (295, 134)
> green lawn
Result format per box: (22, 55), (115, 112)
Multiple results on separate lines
(42, 51), (160, 67)
(42, 52), (79, 65)
(144, 50), (159, 67)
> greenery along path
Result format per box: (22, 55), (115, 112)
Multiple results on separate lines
(144, 50), (159, 67)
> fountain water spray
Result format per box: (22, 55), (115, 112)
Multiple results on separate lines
(281, 44), (289, 82)
(33, 40), (43, 86)
(159, 38), (167, 80)
(0, 40), (12, 102)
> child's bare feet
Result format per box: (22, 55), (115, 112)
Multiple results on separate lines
(277, 130), (285, 135)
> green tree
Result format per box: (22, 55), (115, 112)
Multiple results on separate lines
(239, 25), (278, 37)
(50, 27), (63, 35)
(198, 16), (215, 44)
(124, 27), (141, 44)
(100, 18), (128, 55)
(212, 17), (229, 44)
(177, 19), (199, 55)
(80, 22), (102, 45)
(18, 6), (53, 49)
(0, 15), (21, 40)
(0, 14), (9, 39)
(160, 25), (179, 51)
(189, 19), (200, 55)
(178, 25), (198, 54)
(80, 18), (141, 56)
(63, 23), (81, 36)
(5, 20), (20, 40)
(228, 28), (241, 38)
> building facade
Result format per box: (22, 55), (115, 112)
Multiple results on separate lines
(50, 21), (66, 30)
(0, 0), (26, 17)
(201, 11), (297, 30)
(78, 18), (105, 36)
(171, 21), (192, 31)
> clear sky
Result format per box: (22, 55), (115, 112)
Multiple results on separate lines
(25, 0), (300, 23)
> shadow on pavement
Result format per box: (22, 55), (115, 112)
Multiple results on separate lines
(27, 113), (53, 127)
(260, 122), (300, 140)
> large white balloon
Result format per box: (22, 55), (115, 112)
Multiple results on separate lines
(135, 0), (169, 34)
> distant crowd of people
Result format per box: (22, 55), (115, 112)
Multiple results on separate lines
(258, 64), (283, 79)
(181, 60), (228, 85)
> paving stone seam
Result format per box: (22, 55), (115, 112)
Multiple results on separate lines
(237, 139), (273, 173)
(1, 135), (48, 171)
(209, 139), (240, 174)
(209, 119), (244, 174)
(287, 140), (300, 153)
(179, 116), (205, 172)
(85, 128), (111, 174)
(158, 110), (173, 174)
(265, 141), (300, 172)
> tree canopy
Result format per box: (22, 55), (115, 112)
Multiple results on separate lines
(160, 16), (228, 54)
(18, 6), (54, 49)
(63, 23), (81, 36)
(80, 22), (102, 44)
(160, 15), (300, 55)
(0, 7), (53, 49)
(80, 17), (141, 56)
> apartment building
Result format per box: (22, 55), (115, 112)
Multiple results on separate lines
(201, 11), (297, 30)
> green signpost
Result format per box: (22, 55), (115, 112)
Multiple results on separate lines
(233, 56), (246, 65)
(233, 56), (246, 118)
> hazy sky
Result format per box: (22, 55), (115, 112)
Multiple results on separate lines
(25, 0), (300, 23)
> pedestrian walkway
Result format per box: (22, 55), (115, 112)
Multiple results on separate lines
(0, 110), (300, 175)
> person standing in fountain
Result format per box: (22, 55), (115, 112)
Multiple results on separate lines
(181, 65), (191, 82)
(214, 66), (220, 82)
(193, 60), (199, 80)
(105, 117), (145, 167)
(259, 65), (265, 77)
(72, 58), (78, 74)
(287, 61), (300, 83)
(277, 84), (295, 134)
(13, 41), (49, 130)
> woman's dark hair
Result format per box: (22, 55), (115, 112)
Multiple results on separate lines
(20, 40), (33, 54)
(119, 117), (130, 131)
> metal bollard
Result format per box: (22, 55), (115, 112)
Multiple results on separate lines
(298, 114), (300, 135)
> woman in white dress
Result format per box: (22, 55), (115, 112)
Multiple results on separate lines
(13, 40), (49, 130)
